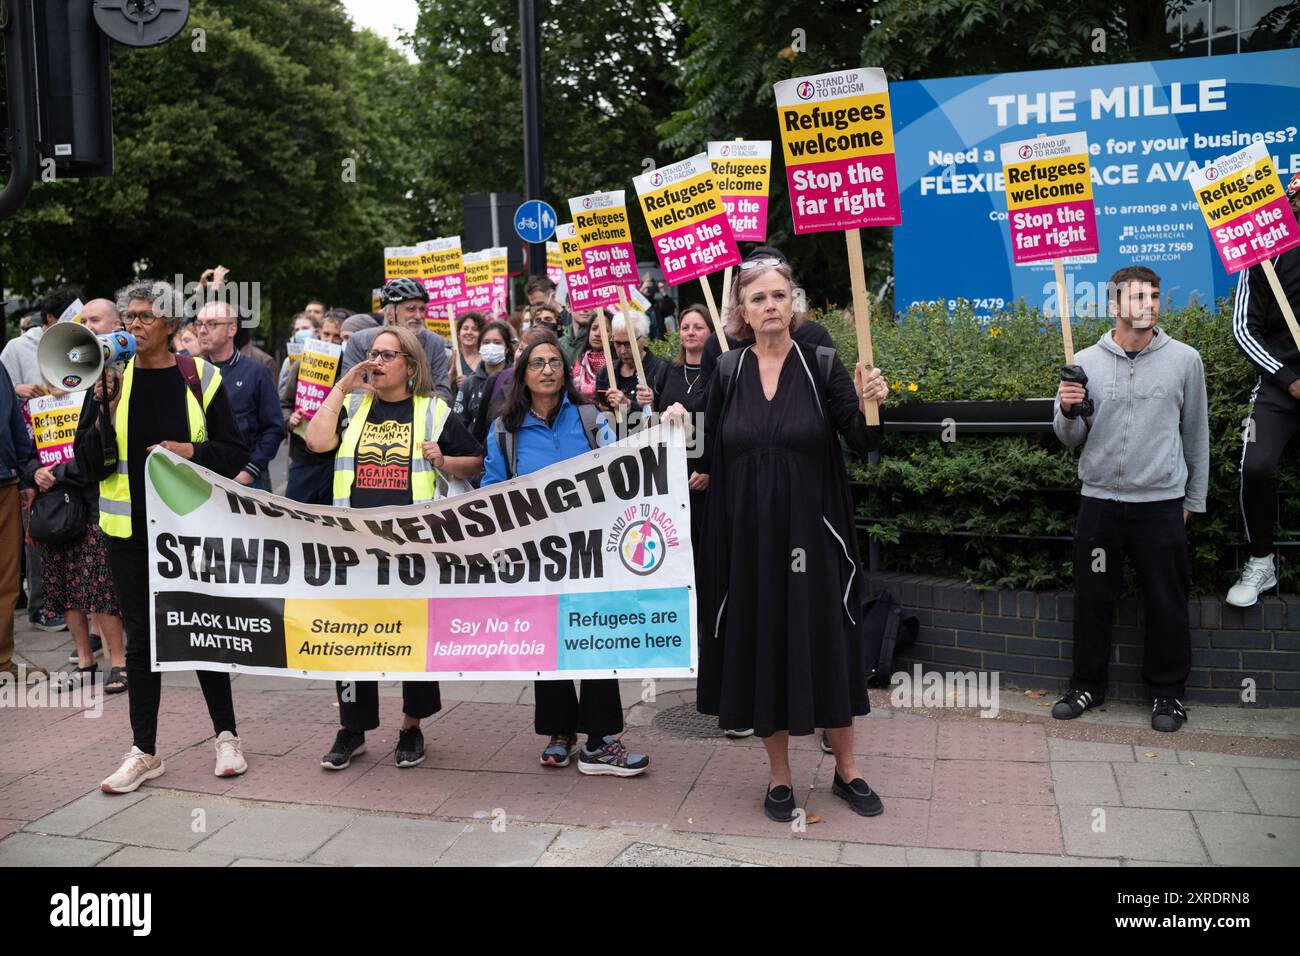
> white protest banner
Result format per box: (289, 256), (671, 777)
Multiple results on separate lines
(146, 425), (696, 681)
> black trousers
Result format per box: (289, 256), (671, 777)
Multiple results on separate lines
(109, 538), (236, 755)
(534, 679), (623, 741)
(1240, 378), (1299, 558)
(335, 680), (441, 733)
(1070, 496), (1191, 700)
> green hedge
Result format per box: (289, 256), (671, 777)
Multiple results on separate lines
(814, 302), (1299, 594)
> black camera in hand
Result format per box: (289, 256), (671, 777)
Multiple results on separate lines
(1059, 364), (1094, 419)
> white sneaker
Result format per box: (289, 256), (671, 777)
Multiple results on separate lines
(101, 747), (165, 794)
(723, 728), (754, 739)
(214, 731), (248, 777)
(1226, 556), (1277, 607)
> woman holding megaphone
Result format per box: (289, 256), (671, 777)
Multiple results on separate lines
(73, 279), (250, 795)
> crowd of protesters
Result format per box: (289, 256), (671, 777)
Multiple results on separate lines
(4, 180), (1298, 818)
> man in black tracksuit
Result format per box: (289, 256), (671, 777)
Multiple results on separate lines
(1227, 173), (1300, 608)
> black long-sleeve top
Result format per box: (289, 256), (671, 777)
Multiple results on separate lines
(74, 363), (248, 542)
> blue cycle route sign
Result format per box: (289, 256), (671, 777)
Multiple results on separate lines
(514, 200), (558, 244)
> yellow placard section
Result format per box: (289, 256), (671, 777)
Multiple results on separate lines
(573, 205), (632, 247)
(710, 157), (771, 197)
(31, 405), (80, 450)
(547, 243), (563, 272)
(464, 257), (492, 287)
(284, 598), (428, 673)
(559, 231), (585, 271)
(1003, 155), (1094, 211)
(421, 246), (463, 278)
(637, 170), (725, 236)
(298, 347), (339, 389)
(778, 92), (894, 166)
(384, 253), (421, 281)
(489, 251), (508, 279)
(1195, 158), (1283, 227)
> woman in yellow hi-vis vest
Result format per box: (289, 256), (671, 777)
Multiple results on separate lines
(73, 280), (250, 795)
(305, 325), (483, 770)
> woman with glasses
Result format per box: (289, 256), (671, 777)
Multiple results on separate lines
(693, 255), (892, 823)
(305, 325), (483, 771)
(74, 279), (251, 793)
(596, 310), (668, 419)
(571, 309), (609, 402)
(480, 332), (651, 777)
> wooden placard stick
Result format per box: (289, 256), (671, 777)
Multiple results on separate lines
(699, 275), (726, 351)
(446, 304), (461, 389)
(595, 305), (623, 424)
(844, 228), (880, 426)
(1262, 259), (1300, 352)
(1053, 258), (1076, 365)
(616, 288), (653, 419)
(715, 267), (732, 351)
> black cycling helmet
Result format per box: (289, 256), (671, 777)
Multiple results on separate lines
(380, 277), (428, 306)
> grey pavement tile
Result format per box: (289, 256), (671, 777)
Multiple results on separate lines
(838, 843), (908, 866)
(23, 789), (149, 837)
(1175, 751), (1300, 770)
(981, 851), (1119, 866)
(433, 822), (558, 867)
(1193, 811), (1300, 866)
(0, 832), (120, 867)
(1059, 805), (1206, 863)
(1048, 739), (1136, 762)
(906, 848), (978, 866)
(1051, 761), (1120, 806)
(1237, 769), (1300, 817)
(97, 846), (234, 867)
(309, 816), (464, 866)
(192, 806), (355, 861)
(1113, 764), (1255, 812)
(701, 833), (842, 863)
(83, 795), (241, 851)
(609, 842), (756, 867)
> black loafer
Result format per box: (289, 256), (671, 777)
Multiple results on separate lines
(832, 772), (884, 816)
(764, 785), (796, 822)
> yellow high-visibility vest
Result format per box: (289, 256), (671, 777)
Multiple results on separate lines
(98, 357), (222, 538)
(332, 393), (457, 506)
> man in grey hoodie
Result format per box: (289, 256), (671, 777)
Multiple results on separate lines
(1051, 266), (1208, 733)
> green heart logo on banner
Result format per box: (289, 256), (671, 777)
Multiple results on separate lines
(148, 454), (213, 516)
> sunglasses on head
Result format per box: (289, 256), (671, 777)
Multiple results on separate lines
(738, 256), (785, 271)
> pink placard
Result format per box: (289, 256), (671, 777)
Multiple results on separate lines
(1007, 198), (1100, 262)
(427, 595), (557, 672)
(1210, 196), (1300, 272)
(781, 153), (902, 234)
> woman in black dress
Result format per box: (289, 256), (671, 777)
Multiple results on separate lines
(693, 256), (890, 822)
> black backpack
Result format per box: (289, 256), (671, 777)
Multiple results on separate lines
(493, 403), (604, 478)
(717, 343), (838, 403)
(862, 590), (919, 686)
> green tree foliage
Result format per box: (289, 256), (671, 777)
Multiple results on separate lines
(1, 0), (430, 340)
(407, 0), (683, 259)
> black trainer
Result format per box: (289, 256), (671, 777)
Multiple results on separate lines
(320, 729), (366, 770)
(832, 772), (884, 817)
(764, 784), (796, 822)
(1051, 688), (1100, 720)
(395, 726), (425, 767)
(1151, 698), (1187, 733)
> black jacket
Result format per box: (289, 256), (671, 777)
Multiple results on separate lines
(699, 319), (838, 385)
(1233, 245), (1300, 391)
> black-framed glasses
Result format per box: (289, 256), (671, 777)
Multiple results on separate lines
(526, 357), (565, 371)
(366, 349), (405, 363)
(124, 311), (163, 325)
(192, 320), (234, 331)
(738, 256), (784, 271)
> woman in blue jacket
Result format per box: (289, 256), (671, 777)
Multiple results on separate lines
(481, 332), (651, 777)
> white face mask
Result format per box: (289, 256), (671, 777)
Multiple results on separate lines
(480, 343), (507, 366)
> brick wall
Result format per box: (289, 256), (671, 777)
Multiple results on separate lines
(864, 572), (1300, 707)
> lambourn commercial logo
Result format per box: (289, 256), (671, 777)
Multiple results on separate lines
(607, 503), (680, 576)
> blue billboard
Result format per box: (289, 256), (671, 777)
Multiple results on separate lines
(892, 49), (1300, 317)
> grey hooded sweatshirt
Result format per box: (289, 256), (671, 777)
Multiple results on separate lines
(1052, 328), (1209, 512)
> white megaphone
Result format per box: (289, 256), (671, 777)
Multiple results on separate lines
(37, 322), (137, 392)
